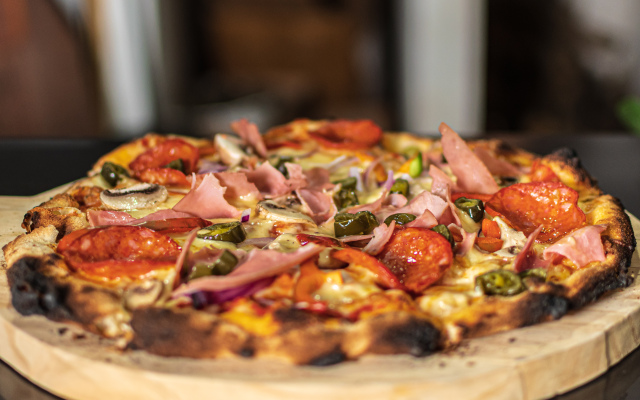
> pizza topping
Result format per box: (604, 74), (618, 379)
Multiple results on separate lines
(384, 213), (417, 226)
(100, 183), (168, 210)
(542, 225), (607, 268)
(230, 118), (268, 158)
(130, 138), (200, 175)
(171, 243), (324, 296)
(100, 161), (130, 187)
(431, 224), (455, 248)
(197, 221), (247, 244)
(173, 173), (240, 219)
(255, 200), (315, 225)
(513, 225), (547, 272)
(378, 191), (448, 226)
(135, 217), (212, 235)
(453, 197), (485, 223)
(213, 172), (262, 203)
(188, 250), (239, 280)
(334, 211), (379, 237)
(363, 220), (397, 255)
(309, 119), (383, 149)
(439, 122), (500, 194)
(332, 248), (404, 290)
(57, 226), (182, 281)
(389, 178), (410, 197)
(333, 178), (360, 210)
(472, 146), (521, 177)
(244, 162), (307, 197)
(214, 134), (248, 167)
(485, 182), (586, 243)
(476, 270), (525, 296)
(528, 159), (561, 182)
(378, 228), (453, 293)
(296, 188), (337, 224)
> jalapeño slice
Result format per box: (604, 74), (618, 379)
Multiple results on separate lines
(454, 197), (485, 223)
(334, 211), (379, 237)
(197, 221), (246, 243)
(384, 213), (416, 226)
(188, 250), (238, 280)
(476, 270), (525, 296)
(389, 178), (410, 197)
(100, 161), (130, 187)
(431, 224), (455, 248)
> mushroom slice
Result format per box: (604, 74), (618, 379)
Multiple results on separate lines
(255, 200), (315, 225)
(100, 183), (168, 210)
(214, 134), (248, 167)
(124, 280), (164, 310)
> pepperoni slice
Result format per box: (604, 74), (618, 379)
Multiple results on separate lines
(57, 226), (182, 282)
(527, 160), (560, 182)
(377, 228), (453, 293)
(136, 167), (191, 187)
(129, 138), (200, 174)
(486, 182), (585, 243)
(332, 248), (405, 290)
(309, 119), (382, 149)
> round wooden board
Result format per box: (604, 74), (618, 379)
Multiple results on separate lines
(1, 189), (639, 400)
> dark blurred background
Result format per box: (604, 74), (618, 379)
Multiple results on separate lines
(1, 0), (640, 139)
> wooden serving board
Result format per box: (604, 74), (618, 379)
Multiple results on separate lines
(1, 189), (639, 400)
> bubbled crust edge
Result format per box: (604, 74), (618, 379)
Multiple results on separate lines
(4, 229), (131, 339)
(446, 145), (636, 342)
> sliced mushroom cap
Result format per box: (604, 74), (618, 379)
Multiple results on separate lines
(255, 200), (315, 225)
(214, 134), (247, 167)
(100, 183), (168, 210)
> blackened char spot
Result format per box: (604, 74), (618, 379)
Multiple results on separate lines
(308, 347), (346, 366)
(7, 256), (73, 321)
(381, 319), (440, 357)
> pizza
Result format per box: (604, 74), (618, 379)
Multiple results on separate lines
(2, 118), (635, 365)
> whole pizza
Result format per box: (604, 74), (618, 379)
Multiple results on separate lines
(2, 119), (635, 365)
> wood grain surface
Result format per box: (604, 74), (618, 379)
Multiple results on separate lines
(1, 189), (639, 400)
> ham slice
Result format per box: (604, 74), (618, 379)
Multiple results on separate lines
(244, 162), (307, 197)
(473, 146), (521, 177)
(296, 188), (337, 224)
(172, 243), (323, 296)
(405, 210), (438, 229)
(88, 210), (135, 226)
(543, 225), (607, 268)
(513, 225), (547, 272)
(214, 171), (262, 202)
(429, 164), (457, 196)
(173, 173), (240, 218)
(363, 221), (396, 255)
(88, 209), (196, 227)
(304, 167), (335, 191)
(231, 118), (267, 158)
(439, 122), (499, 194)
(377, 191), (448, 225)
(450, 224), (477, 256)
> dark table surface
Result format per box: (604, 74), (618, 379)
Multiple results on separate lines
(0, 133), (640, 399)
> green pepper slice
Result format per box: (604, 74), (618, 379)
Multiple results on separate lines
(334, 211), (379, 237)
(333, 177), (358, 190)
(476, 270), (525, 296)
(270, 155), (294, 178)
(164, 158), (185, 173)
(384, 213), (416, 226)
(100, 161), (130, 187)
(389, 178), (410, 197)
(197, 221), (246, 243)
(431, 224), (455, 248)
(188, 250), (238, 280)
(454, 197), (485, 223)
(334, 189), (359, 210)
(409, 152), (423, 178)
(519, 268), (547, 287)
